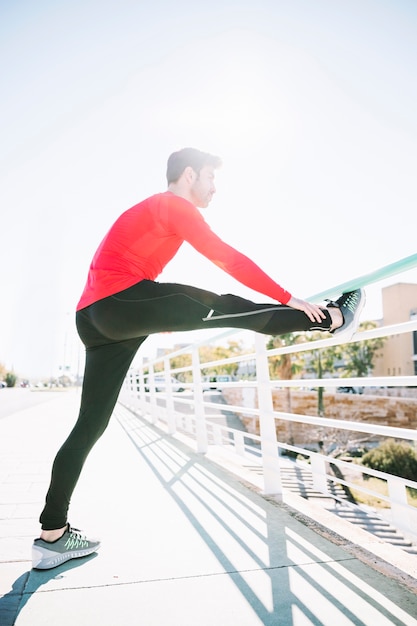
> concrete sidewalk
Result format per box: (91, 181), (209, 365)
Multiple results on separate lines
(0, 390), (416, 626)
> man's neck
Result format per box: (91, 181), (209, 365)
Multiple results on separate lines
(167, 183), (194, 205)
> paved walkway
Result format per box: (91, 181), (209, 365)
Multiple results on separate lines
(0, 389), (416, 626)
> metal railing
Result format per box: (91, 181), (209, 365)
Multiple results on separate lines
(120, 253), (417, 543)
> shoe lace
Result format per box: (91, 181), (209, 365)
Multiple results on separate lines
(64, 527), (89, 550)
(340, 290), (360, 313)
(326, 291), (360, 312)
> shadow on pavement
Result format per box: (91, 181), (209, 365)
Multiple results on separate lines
(116, 407), (417, 626)
(0, 554), (98, 626)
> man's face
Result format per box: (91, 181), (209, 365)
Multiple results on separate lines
(189, 165), (216, 208)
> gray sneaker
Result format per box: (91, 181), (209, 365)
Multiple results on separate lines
(32, 524), (100, 570)
(327, 288), (365, 342)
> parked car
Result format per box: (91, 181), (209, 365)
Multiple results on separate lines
(0, 381), (7, 388)
(202, 375), (236, 392)
(144, 375), (185, 392)
(336, 386), (364, 394)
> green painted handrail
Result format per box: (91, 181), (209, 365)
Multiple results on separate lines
(308, 252), (417, 302)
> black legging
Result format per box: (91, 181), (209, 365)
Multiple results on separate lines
(40, 280), (332, 529)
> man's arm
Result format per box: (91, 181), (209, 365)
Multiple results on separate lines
(169, 201), (327, 323)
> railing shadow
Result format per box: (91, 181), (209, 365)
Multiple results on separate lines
(115, 405), (417, 625)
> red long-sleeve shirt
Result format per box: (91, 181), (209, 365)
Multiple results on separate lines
(76, 191), (291, 311)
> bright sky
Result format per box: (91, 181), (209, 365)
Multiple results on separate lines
(1, 0), (416, 379)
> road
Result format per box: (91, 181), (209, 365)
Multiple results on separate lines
(0, 387), (78, 419)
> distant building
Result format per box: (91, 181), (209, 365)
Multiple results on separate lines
(373, 283), (417, 377)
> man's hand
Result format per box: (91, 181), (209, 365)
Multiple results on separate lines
(287, 296), (327, 324)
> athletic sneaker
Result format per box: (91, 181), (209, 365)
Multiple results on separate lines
(327, 288), (365, 342)
(32, 524), (100, 570)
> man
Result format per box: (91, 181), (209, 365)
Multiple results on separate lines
(32, 148), (364, 569)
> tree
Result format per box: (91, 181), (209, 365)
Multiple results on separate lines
(164, 352), (192, 382)
(199, 340), (248, 377)
(341, 320), (385, 377)
(0, 364), (17, 388)
(5, 372), (17, 388)
(302, 321), (384, 415)
(161, 340), (249, 382)
(305, 341), (341, 416)
(0, 362), (6, 380)
(361, 440), (417, 481)
(267, 333), (304, 432)
(267, 333), (302, 380)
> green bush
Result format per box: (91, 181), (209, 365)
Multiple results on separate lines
(5, 372), (17, 388)
(361, 440), (417, 481)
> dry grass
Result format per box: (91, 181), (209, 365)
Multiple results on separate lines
(348, 475), (417, 509)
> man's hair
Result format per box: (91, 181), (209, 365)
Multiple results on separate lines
(166, 148), (222, 184)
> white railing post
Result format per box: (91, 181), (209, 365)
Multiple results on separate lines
(234, 431), (245, 457)
(192, 345), (208, 453)
(126, 371), (133, 395)
(137, 367), (147, 414)
(148, 364), (158, 424)
(387, 476), (410, 534)
(164, 357), (176, 434)
(123, 370), (136, 412)
(212, 424), (223, 446)
(311, 454), (329, 495)
(255, 334), (282, 497)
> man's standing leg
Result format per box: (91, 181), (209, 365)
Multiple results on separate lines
(33, 336), (145, 569)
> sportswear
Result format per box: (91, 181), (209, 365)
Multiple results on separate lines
(328, 289), (365, 342)
(32, 524), (100, 569)
(77, 192), (291, 310)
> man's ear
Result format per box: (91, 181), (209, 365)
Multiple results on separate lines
(183, 166), (197, 184)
